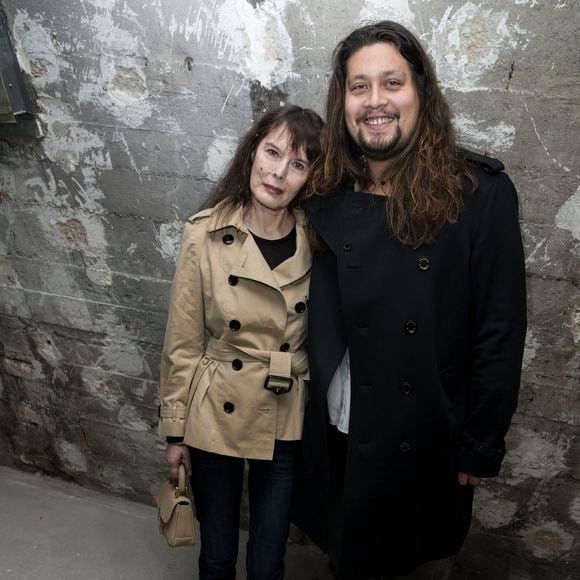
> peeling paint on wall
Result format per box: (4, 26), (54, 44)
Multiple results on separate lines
(520, 520), (575, 559)
(474, 487), (519, 529)
(504, 427), (571, 484)
(453, 113), (516, 152)
(203, 133), (239, 181)
(359, 0), (415, 28)
(430, 3), (525, 91)
(555, 186), (580, 242)
(187, 0), (298, 88)
(56, 440), (88, 473)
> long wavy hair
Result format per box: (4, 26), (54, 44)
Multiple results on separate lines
(310, 21), (474, 247)
(202, 105), (324, 217)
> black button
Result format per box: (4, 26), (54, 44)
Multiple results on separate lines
(222, 234), (234, 245)
(400, 382), (413, 395)
(294, 302), (306, 314)
(223, 401), (235, 413)
(280, 343), (290, 352)
(404, 320), (417, 334)
(343, 241), (352, 252)
(229, 319), (241, 331)
(228, 275), (238, 286)
(417, 256), (430, 271)
(232, 359), (243, 371)
(400, 442), (412, 453)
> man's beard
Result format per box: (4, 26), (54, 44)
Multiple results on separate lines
(355, 121), (409, 161)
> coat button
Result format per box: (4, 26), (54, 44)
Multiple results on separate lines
(222, 234), (234, 245)
(400, 381), (413, 395)
(280, 343), (290, 352)
(417, 256), (430, 271)
(343, 241), (352, 252)
(229, 319), (241, 331)
(228, 275), (238, 286)
(223, 401), (235, 413)
(404, 320), (418, 334)
(232, 359), (243, 371)
(400, 442), (412, 453)
(294, 301), (307, 313)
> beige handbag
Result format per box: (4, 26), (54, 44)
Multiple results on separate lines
(156, 464), (196, 547)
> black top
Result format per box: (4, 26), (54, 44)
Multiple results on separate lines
(251, 226), (297, 270)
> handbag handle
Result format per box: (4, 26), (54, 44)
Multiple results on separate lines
(177, 463), (188, 495)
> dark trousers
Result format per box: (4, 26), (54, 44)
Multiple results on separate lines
(189, 440), (297, 580)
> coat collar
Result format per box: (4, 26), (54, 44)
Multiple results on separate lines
(213, 202), (311, 291)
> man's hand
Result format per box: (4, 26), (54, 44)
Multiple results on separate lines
(458, 471), (481, 486)
(166, 443), (192, 480)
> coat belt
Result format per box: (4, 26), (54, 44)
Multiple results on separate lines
(205, 336), (309, 390)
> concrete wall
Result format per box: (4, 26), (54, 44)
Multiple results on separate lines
(0, 1), (578, 578)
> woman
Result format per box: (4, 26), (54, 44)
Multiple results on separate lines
(158, 105), (323, 580)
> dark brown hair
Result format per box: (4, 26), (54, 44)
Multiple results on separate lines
(310, 21), (474, 247)
(202, 105), (324, 215)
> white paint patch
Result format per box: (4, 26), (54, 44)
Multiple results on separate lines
(520, 521), (575, 559)
(555, 186), (580, 242)
(570, 307), (580, 347)
(118, 404), (150, 432)
(155, 220), (183, 263)
(522, 327), (540, 371)
(569, 494), (580, 526)
(515, 0), (540, 6)
(359, 0), (415, 28)
(474, 488), (518, 529)
(504, 427), (571, 485)
(190, 0), (296, 88)
(56, 440), (88, 473)
(81, 368), (120, 411)
(12, 10), (72, 88)
(453, 113), (516, 152)
(203, 133), (239, 181)
(97, 342), (145, 377)
(430, 3), (523, 91)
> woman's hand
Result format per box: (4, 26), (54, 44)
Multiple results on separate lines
(166, 443), (192, 480)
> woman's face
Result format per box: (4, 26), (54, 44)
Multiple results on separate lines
(249, 124), (310, 213)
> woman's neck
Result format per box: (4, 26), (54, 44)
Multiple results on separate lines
(244, 203), (295, 240)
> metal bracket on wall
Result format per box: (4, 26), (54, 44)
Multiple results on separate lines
(0, 10), (40, 138)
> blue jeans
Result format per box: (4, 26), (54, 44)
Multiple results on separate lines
(189, 440), (297, 580)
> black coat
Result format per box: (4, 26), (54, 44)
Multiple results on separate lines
(292, 155), (527, 579)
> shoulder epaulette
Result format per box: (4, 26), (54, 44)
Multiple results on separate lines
(464, 150), (505, 174)
(187, 207), (214, 224)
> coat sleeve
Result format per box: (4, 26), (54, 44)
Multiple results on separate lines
(458, 172), (527, 477)
(158, 220), (205, 438)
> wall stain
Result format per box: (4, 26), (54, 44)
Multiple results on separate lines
(249, 80), (288, 118)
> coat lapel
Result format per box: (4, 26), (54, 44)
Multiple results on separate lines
(272, 211), (311, 288)
(229, 232), (281, 291)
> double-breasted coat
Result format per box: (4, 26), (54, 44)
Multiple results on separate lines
(159, 203), (311, 460)
(291, 155), (527, 578)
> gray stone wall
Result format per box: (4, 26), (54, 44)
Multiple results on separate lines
(0, 1), (578, 578)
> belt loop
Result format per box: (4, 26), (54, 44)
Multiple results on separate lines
(269, 351), (291, 380)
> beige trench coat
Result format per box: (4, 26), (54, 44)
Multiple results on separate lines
(159, 202), (311, 460)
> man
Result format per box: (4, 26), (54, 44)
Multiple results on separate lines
(292, 21), (527, 580)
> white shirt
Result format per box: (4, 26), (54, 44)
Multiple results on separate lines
(327, 349), (351, 433)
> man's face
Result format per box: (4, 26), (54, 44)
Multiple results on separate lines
(344, 42), (420, 161)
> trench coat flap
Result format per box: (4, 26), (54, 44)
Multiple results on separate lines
(229, 232), (281, 291)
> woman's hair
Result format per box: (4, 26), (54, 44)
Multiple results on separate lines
(309, 21), (474, 247)
(202, 105), (324, 214)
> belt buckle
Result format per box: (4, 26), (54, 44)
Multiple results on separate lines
(264, 374), (294, 395)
